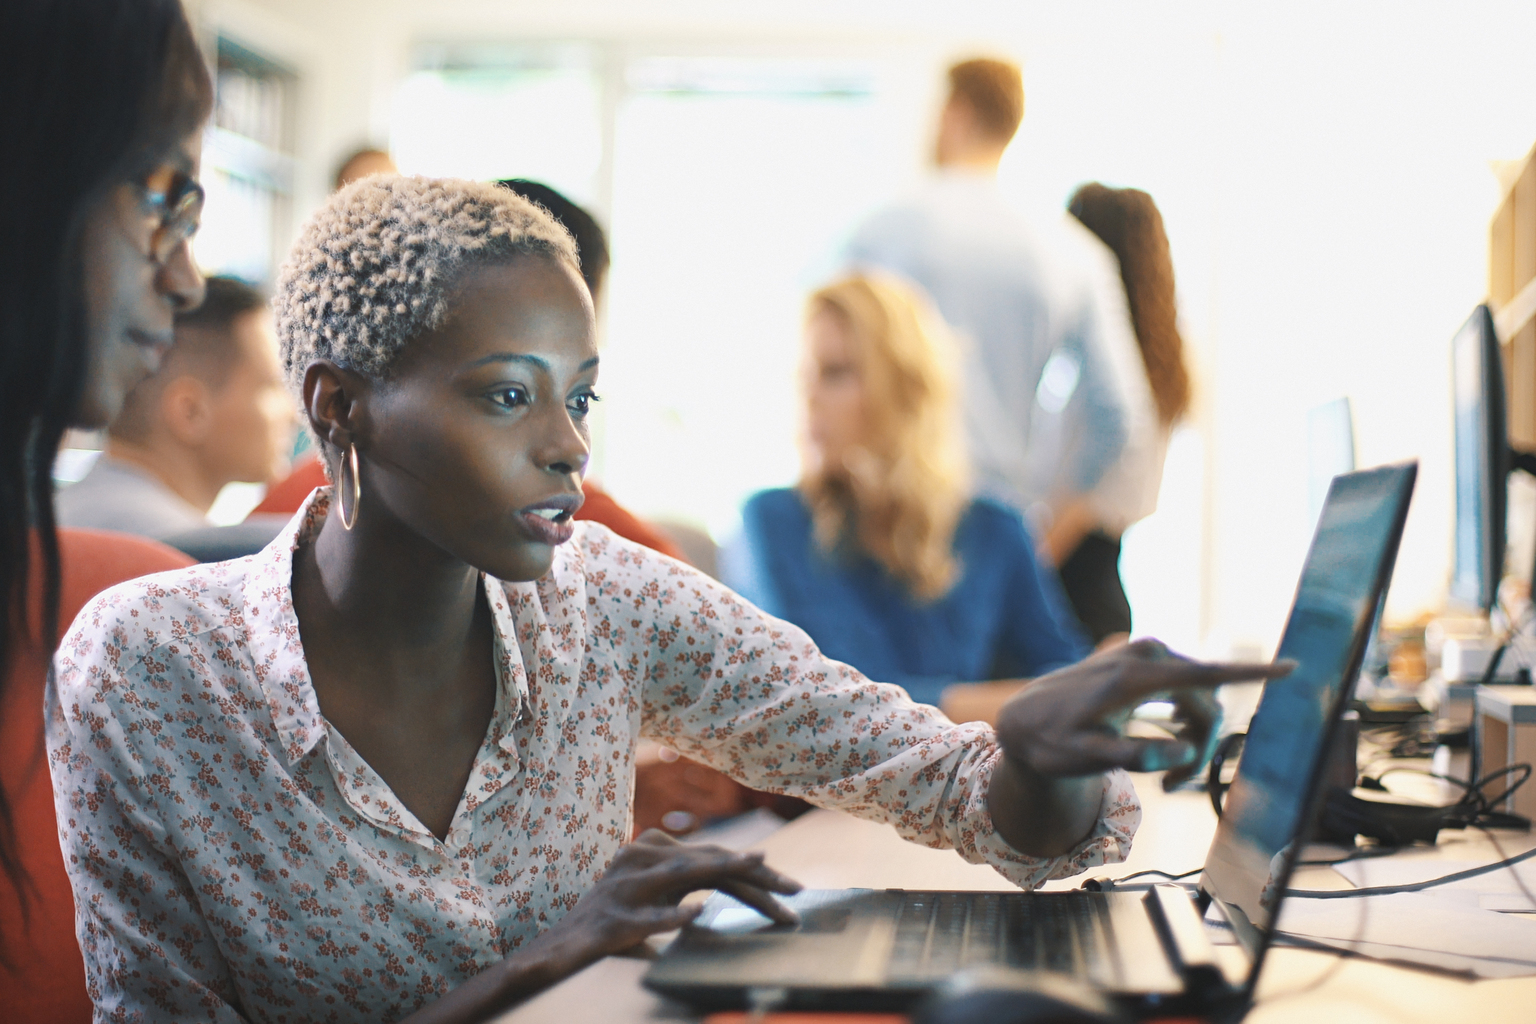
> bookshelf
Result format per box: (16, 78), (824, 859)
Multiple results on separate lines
(196, 36), (297, 285)
(1491, 144), (1536, 449)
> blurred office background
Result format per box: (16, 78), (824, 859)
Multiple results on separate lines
(178, 0), (1536, 660)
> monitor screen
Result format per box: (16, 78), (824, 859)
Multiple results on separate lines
(1306, 397), (1355, 530)
(1450, 306), (1507, 612)
(1198, 463), (1416, 984)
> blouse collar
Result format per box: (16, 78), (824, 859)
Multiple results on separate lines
(241, 487), (533, 773)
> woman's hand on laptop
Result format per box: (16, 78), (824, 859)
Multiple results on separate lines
(538, 829), (802, 960)
(396, 830), (802, 1023)
(985, 640), (1293, 858)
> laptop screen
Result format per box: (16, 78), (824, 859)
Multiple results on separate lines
(1199, 463), (1416, 982)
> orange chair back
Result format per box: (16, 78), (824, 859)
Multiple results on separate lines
(0, 530), (194, 1023)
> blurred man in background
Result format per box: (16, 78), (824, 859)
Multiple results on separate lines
(844, 58), (1154, 598)
(57, 277), (295, 551)
(333, 146), (397, 190)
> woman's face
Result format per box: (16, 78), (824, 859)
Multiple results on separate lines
(800, 307), (866, 471)
(74, 132), (206, 428)
(351, 256), (599, 583)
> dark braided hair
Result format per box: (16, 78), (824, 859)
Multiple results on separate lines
(0, 0), (212, 915)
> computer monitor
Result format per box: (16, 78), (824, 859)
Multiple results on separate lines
(1307, 397), (1356, 530)
(1307, 398), (1394, 678)
(1451, 306), (1510, 612)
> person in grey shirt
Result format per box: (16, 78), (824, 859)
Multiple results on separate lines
(843, 58), (1154, 560)
(57, 277), (295, 558)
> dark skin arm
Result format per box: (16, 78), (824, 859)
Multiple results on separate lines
(401, 641), (1291, 1022)
(986, 639), (1294, 858)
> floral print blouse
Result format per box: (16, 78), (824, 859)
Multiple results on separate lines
(46, 491), (1139, 1023)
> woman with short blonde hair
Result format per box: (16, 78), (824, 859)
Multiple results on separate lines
(729, 273), (1090, 710)
(47, 178), (1273, 1023)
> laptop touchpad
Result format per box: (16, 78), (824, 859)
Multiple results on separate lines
(700, 892), (862, 934)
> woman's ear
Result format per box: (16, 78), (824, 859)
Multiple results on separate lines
(302, 360), (367, 452)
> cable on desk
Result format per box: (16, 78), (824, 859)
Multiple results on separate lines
(1362, 762), (1532, 831)
(1295, 845), (1402, 868)
(1287, 842), (1536, 899)
(1088, 845), (1403, 891)
(1476, 823), (1536, 912)
(1082, 866), (1202, 890)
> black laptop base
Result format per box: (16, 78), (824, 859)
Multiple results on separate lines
(643, 887), (1240, 1018)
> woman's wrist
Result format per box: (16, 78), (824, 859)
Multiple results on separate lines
(494, 926), (591, 1002)
(397, 925), (591, 1024)
(986, 752), (1105, 859)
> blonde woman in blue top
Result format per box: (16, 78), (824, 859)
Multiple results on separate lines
(727, 274), (1091, 715)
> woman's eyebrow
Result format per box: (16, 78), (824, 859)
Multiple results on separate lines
(466, 353), (600, 372)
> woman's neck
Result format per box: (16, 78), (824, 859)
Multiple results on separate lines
(296, 503), (485, 686)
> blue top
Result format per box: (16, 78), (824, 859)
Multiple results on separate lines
(724, 488), (1091, 707)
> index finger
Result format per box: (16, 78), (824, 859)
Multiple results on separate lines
(1116, 655), (1296, 701)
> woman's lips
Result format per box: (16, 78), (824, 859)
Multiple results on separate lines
(519, 510), (576, 546)
(517, 492), (583, 546)
(127, 328), (175, 374)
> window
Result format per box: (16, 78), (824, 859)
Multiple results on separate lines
(196, 37), (296, 285)
(390, 45), (603, 206)
(387, 49), (908, 539)
(601, 57), (898, 536)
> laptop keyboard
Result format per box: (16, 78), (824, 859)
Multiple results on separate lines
(887, 891), (1117, 983)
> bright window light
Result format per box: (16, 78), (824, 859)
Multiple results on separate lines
(391, 65), (602, 201)
(599, 66), (903, 538)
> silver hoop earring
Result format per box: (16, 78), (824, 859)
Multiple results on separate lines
(338, 443), (361, 531)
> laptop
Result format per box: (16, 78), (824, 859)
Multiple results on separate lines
(644, 462), (1418, 1017)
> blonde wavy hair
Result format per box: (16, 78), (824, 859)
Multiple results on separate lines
(799, 275), (968, 602)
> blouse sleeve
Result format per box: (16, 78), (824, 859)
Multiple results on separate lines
(592, 533), (1140, 889)
(46, 614), (246, 1022)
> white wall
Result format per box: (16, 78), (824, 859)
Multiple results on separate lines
(194, 0), (1536, 658)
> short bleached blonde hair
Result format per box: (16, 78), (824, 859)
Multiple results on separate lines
(274, 175), (579, 402)
(799, 274), (969, 602)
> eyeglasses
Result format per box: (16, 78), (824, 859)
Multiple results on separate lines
(138, 165), (205, 265)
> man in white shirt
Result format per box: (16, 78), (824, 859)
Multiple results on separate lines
(57, 276), (295, 554)
(844, 59), (1155, 584)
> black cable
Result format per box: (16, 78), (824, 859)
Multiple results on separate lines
(1107, 866), (1202, 884)
(1346, 762), (1532, 836)
(1476, 824), (1536, 911)
(1473, 598), (1533, 690)
(1090, 845), (1399, 890)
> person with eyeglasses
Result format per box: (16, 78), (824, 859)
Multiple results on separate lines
(0, 1), (211, 1020)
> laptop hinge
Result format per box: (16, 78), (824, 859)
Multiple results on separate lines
(1143, 885), (1224, 992)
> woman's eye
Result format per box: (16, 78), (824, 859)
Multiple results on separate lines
(568, 391), (601, 417)
(489, 386), (529, 410)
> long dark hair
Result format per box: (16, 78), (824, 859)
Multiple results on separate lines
(0, 0), (212, 900)
(1069, 183), (1192, 426)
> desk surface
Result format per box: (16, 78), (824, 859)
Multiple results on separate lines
(501, 776), (1535, 1023)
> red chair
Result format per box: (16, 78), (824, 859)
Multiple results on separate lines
(249, 453), (327, 517)
(0, 530), (194, 1023)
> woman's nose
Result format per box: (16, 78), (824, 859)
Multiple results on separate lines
(537, 402), (590, 477)
(158, 238), (205, 312)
